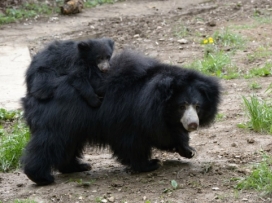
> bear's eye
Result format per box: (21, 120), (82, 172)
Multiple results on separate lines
(96, 56), (102, 61)
(179, 105), (186, 111)
(195, 105), (200, 112)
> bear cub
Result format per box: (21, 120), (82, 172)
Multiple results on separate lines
(25, 37), (114, 107)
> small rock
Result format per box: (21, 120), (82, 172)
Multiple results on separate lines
(264, 143), (272, 152)
(134, 29), (141, 35)
(237, 168), (251, 175)
(177, 39), (188, 44)
(242, 198), (248, 201)
(231, 143), (237, 147)
(111, 180), (123, 187)
(224, 47), (232, 52)
(16, 183), (24, 187)
(108, 196), (115, 202)
(207, 21), (216, 27)
(212, 187), (220, 191)
(247, 138), (255, 144)
(226, 163), (238, 170)
(101, 199), (108, 203)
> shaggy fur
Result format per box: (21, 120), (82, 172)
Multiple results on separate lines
(21, 50), (221, 185)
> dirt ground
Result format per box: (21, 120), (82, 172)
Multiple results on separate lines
(1, 0), (272, 202)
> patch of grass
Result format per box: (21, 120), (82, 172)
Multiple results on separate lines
(175, 24), (190, 38)
(13, 200), (38, 203)
(249, 82), (262, 90)
(187, 51), (239, 79)
(245, 62), (272, 78)
(247, 46), (272, 63)
(84, 0), (119, 8)
(0, 109), (30, 172)
(242, 96), (272, 134)
(213, 29), (246, 49)
(266, 83), (272, 94)
(95, 197), (103, 203)
(69, 178), (96, 187)
(253, 16), (272, 24)
(216, 113), (226, 121)
(229, 15), (272, 30)
(0, 108), (21, 121)
(235, 153), (272, 196)
(0, 2), (59, 25)
(230, 23), (257, 30)
(0, 0), (121, 25)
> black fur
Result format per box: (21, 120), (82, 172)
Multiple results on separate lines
(21, 50), (221, 185)
(26, 38), (114, 107)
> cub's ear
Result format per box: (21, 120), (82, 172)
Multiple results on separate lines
(107, 39), (115, 49)
(77, 42), (90, 51)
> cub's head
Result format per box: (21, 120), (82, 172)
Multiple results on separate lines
(77, 38), (115, 72)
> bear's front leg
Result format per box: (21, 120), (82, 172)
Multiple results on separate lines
(131, 159), (162, 172)
(176, 145), (196, 159)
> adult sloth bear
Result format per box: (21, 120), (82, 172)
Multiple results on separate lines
(21, 50), (221, 185)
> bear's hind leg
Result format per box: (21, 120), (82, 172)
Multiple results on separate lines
(23, 161), (54, 186)
(58, 143), (91, 174)
(21, 138), (54, 185)
(114, 140), (161, 173)
(58, 158), (91, 173)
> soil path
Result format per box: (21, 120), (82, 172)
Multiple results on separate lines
(0, 0), (204, 110)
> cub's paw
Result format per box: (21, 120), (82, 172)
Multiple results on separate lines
(87, 96), (102, 108)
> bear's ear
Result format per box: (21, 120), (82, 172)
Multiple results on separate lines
(157, 76), (175, 101)
(107, 39), (114, 49)
(195, 78), (221, 102)
(78, 42), (90, 51)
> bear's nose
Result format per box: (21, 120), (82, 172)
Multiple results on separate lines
(188, 122), (198, 131)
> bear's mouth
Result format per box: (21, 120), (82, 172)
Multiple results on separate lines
(97, 60), (110, 72)
(180, 104), (199, 132)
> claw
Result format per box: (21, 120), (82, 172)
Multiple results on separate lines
(176, 146), (196, 159)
